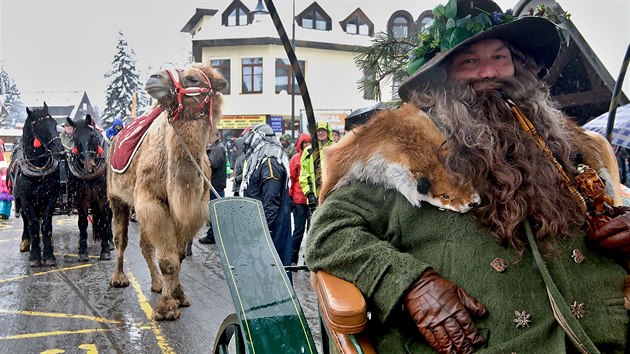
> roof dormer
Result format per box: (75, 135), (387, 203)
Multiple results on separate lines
(340, 8), (373, 36)
(222, 0), (251, 27)
(296, 2), (331, 31)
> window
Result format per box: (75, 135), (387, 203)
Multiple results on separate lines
(222, 0), (250, 26)
(388, 11), (413, 38)
(417, 10), (434, 30)
(362, 68), (377, 100)
(242, 58), (263, 94)
(211, 59), (231, 95)
(82, 103), (88, 110)
(340, 9), (373, 36)
(275, 59), (305, 95)
(297, 3), (331, 31)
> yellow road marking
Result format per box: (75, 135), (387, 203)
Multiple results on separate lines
(128, 271), (175, 354)
(0, 325), (152, 341)
(41, 349), (64, 353)
(78, 344), (98, 353)
(0, 237), (20, 243)
(0, 223), (13, 230)
(0, 309), (124, 324)
(56, 219), (75, 226)
(0, 264), (93, 284)
(54, 253), (100, 259)
(2, 328), (113, 340)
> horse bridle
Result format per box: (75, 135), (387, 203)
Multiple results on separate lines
(165, 67), (217, 128)
(68, 126), (106, 180)
(26, 114), (61, 160)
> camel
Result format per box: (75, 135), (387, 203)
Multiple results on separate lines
(107, 64), (227, 320)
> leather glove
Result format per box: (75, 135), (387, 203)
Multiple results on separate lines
(586, 207), (630, 255)
(404, 269), (487, 354)
(306, 192), (318, 208)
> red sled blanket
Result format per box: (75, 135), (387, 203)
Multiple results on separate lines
(110, 106), (163, 174)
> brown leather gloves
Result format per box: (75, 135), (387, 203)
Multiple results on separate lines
(586, 209), (630, 254)
(404, 269), (487, 354)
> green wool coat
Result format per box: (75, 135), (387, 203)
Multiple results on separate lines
(304, 181), (629, 353)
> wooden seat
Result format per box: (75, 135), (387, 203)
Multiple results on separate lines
(312, 271), (376, 354)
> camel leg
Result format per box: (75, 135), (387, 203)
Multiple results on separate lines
(139, 232), (162, 293)
(172, 271), (190, 308)
(135, 194), (180, 321)
(109, 197), (130, 288)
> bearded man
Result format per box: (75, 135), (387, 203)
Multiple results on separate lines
(305, 0), (630, 353)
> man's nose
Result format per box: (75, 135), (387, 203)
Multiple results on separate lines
(477, 60), (499, 79)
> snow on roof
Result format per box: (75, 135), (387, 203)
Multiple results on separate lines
(20, 90), (87, 118)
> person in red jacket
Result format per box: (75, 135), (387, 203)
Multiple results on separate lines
(289, 133), (311, 264)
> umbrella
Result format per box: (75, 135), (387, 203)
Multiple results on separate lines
(583, 104), (630, 149)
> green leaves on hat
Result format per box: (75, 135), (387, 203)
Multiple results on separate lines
(406, 0), (569, 76)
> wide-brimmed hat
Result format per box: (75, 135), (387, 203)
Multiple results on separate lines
(398, 0), (564, 101)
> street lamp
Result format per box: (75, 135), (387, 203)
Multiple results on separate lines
(291, 0), (296, 140)
(250, 0), (269, 16)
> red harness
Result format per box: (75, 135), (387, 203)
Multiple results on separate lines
(165, 68), (215, 129)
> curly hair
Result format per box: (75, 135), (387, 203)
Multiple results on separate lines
(409, 43), (585, 256)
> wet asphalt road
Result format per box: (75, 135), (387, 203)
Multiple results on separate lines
(0, 214), (321, 353)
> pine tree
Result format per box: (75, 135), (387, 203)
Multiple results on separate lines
(0, 65), (23, 127)
(101, 31), (145, 127)
(354, 30), (420, 101)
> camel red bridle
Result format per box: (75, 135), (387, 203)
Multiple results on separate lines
(165, 67), (216, 129)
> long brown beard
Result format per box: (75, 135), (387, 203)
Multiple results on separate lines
(411, 70), (585, 254)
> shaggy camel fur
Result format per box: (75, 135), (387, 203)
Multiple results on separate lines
(107, 65), (226, 320)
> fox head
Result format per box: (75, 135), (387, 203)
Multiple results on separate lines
(416, 167), (480, 213)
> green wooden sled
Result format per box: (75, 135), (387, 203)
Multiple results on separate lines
(210, 196), (317, 354)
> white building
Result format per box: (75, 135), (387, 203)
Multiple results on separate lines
(181, 1), (434, 137)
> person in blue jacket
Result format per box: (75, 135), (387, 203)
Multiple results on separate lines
(106, 118), (124, 141)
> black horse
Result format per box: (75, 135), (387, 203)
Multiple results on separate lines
(66, 115), (113, 261)
(11, 103), (65, 267)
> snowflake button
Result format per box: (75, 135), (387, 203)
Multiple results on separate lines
(571, 301), (585, 319)
(513, 310), (532, 329)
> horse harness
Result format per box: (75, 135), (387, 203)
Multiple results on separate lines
(12, 144), (59, 178)
(68, 132), (108, 181)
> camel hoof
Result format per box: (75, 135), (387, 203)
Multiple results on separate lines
(99, 252), (112, 261)
(173, 286), (190, 307)
(153, 298), (180, 321)
(78, 253), (90, 262)
(19, 239), (30, 252)
(110, 273), (130, 288)
(151, 281), (163, 293)
(30, 259), (42, 267)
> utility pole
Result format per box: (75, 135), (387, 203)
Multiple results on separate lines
(290, 0), (296, 140)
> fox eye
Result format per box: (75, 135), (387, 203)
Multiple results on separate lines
(441, 194), (452, 200)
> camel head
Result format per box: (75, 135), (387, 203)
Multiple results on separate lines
(145, 65), (227, 126)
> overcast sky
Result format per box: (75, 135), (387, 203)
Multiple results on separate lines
(1, 0), (628, 112)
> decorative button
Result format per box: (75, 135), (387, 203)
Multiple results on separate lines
(513, 310), (532, 328)
(490, 257), (508, 272)
(571, 301), (585, 319)
(571, 249), (585, 264)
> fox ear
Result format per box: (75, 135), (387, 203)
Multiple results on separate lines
(417, 176), (431, 194)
